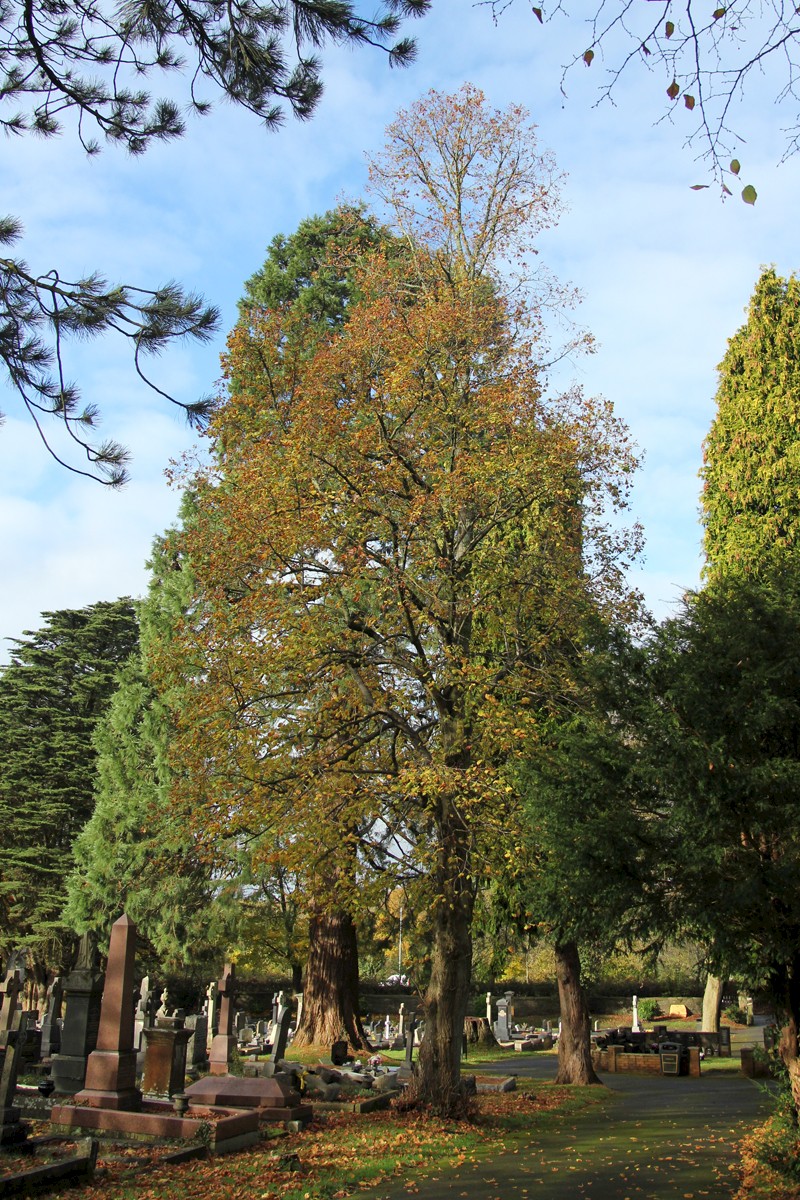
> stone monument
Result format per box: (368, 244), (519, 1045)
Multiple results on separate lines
(209, 963), (236, 1076)
(74, 914), (142, 1111)
(50, 932), (104, 1095)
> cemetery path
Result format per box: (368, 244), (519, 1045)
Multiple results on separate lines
(369, 1062), (771, 1200)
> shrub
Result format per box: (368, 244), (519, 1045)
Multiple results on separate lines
(637, 998), (661, 1022)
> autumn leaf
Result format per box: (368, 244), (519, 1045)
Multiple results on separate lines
(583, 48), (594, 65)
(667, 79), (680, 99)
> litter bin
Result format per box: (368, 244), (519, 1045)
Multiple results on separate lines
(659, 1040), (682, 1075)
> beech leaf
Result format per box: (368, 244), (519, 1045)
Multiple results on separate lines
(741, 184), (757, 205)
(684, 94), (696, 109)
(712, 6), (726, 16)
(532, 6), (543, 22)
(583, 48), (594, 65)
(690, 184), (710, 190)
(730, 158), (740, 174)
(665, 19), (675, 36)
(666, 80), (680, 99)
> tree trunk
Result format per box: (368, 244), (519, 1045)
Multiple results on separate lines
(554, 939), (600, 1085)
(464, 1016), (497, 1049)
(413, 798), (476, 1115)
(701, 972), (725, 1032)
(776, 960), (800, 1123)
(291, 909), (369, 1051)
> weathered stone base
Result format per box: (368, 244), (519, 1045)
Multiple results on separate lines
(311, 1092), (397, 1114)
(0, 1136), (97, 1195)
(50, 1102), (259, 1153)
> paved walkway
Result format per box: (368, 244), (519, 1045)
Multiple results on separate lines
(369, 1058), (771, 1200)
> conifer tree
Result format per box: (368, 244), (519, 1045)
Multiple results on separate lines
(64, 502), (239, 972)
(702, 267), (800, 576)
(0, 599), (138, 978)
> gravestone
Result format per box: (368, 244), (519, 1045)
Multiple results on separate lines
(632, 994), (640, 1033)
(486, 991), (493, 1023)
(269, 1002), (291, 1067)
(74, 913), (142, 1111)
(330, 1040), (350, 1067)
(40, 976), (63, 1058)
(205, 980), (218, 1055)
(0, 1029), (27, 1145)
(0, 967), (23, 1047)
(142, 1014), (192, 1099)
(209, 963), (236, 1075)
(187, 1013), (208, 1066)
(50, 933), (104, 1096)
(493, 994), (511, 1042)
(133, 975), (151, 1052)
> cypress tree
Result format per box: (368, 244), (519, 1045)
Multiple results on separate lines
(64, 502), (239, 972)
(702, 267), (800, 576)
(0, 600), (138, 975)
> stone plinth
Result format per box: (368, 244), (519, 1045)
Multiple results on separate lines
(184, 1073), (311, 1125)
(142, 1026), (192, 1098)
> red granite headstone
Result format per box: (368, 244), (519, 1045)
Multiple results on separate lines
(74, 914), (141, 1111)
(209, 963), (237, 1076)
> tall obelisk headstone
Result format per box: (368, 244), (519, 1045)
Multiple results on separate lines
(74, 914), (142, 1110)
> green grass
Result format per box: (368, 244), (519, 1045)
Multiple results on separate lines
(79, 1081), (609, 1200)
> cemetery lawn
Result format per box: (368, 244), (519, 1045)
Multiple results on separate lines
(73, 1082), (606, 1200)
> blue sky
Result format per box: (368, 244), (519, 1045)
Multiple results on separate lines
(2, 1), (800, 659)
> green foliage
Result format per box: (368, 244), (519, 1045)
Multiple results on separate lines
(1, 1), (428, 151)
(64, 502), (239, 971)
(0, 220), (219, 486)
(702, 268), (800, 576)
(724, 1004), (748, 1024)
(637, 997), (661, 1022)
(0, 599), (138, 970)
(513, 629), (655, 956)
(1, 1), (428, 482)
(641, 569), (800, 1015)
(240, 205), (396, 334)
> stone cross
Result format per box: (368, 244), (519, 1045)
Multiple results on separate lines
(209, 963), (236, 1075)
(0, 970), (23, 1040)
(75, 913), (142, 1110)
